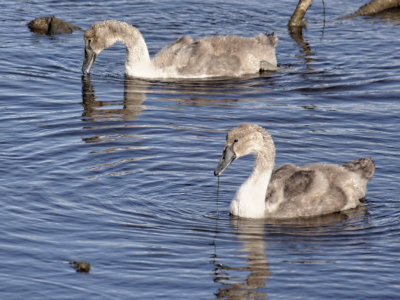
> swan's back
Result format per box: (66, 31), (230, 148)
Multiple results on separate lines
(153, 33), (278, 77)
(265, 158), (375, 219)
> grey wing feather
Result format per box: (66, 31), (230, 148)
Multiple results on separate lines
(283, 170), (315, 198)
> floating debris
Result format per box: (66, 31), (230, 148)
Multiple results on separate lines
(69, 260), (91, 273)
(28, 16), (81, 35)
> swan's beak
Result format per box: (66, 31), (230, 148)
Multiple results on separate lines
(82, 46), (97, 74)
(214, 144), (236, 176)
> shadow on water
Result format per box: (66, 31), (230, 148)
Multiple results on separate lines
(212, 206), (369, 299)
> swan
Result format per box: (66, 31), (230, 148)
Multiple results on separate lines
(82, 20), (278, 78)
(214, 123), (375, 219)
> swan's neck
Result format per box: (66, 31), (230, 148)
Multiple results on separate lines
(118, 27), (153, 77)
(230, 154), (274, 218)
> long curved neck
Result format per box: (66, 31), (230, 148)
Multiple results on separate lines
(230, 153), (274, 218)
(116, 26), (151, 76)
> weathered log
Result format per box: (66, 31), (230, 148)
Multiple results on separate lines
(288, 0), (313, 33)
(343, 0), (400, 18)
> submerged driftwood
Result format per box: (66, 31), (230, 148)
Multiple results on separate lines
(288, 0), (400, 32)
(345, 0), (400, 18)
(288, 0), (400, 58)
(28, 16), (81, 35)
(288, 0), (313, 34)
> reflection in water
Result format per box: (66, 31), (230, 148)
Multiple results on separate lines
(149, 74), (276, 108)
(81, 75), (148, 144)
(289, 30), (315, 69)
(214, 218), (269, 299)
(213, 206), (369, 298)
(264, 205), (369, 228)
(81, 75), (148, 122)
(80, 76), (151, 176)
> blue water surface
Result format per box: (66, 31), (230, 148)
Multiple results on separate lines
(1, 1), (400, 299)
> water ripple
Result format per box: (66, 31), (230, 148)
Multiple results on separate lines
(1, 0), (400, 299)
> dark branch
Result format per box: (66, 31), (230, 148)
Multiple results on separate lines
(343, 0), (400, 19)
(288, 0), (313, 34)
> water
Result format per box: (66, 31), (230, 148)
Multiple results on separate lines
(1, 0), (400, 298)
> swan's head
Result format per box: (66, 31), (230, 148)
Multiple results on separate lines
(82, 20), (130, 74)
(214, 123), (275, 176)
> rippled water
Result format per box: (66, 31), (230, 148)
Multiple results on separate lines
(1, 0), (400, 299)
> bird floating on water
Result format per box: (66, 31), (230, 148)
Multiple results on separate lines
(214, 123), (375, 219)
(82, 20), (278, 79)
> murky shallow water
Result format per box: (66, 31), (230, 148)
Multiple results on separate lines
(1, 1), (400, 299)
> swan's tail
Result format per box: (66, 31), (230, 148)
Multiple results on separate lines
(343, 157), (375, 181)
(265, 32), (278, 47)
